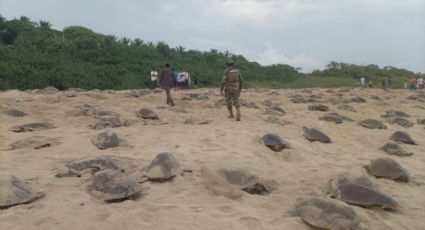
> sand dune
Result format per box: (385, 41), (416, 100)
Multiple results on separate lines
(1, 87), (424, 230)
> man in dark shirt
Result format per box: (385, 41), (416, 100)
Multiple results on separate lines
(159, 63), (176, 106)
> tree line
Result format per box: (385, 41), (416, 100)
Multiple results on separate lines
(0, 15), (419, 90)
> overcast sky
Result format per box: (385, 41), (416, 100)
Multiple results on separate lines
(1, 0), (424, 72)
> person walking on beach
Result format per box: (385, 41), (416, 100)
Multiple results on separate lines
(417, 76), (424, 89)
(159, 63), (176, 106)
(360, 77), (365, 87)
(388, 76), (393, 88)
(150, 66), (159, 89)
(410, 77), (417, 90)
(220, 60), (243, 121)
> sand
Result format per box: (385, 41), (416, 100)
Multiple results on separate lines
(0, 87), (424, 230)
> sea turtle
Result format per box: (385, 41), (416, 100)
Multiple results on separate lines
(270, 105), (285, 113)
(87, 169), (141, 202)
(264, 116), (288, 125)
(327, 113), (354, 122)
(90, 116), (121, 130)
(291, 97), (307, 104)
(303, 127), (332, 143)
(319, 114), (343, 124)
(308, 104), (329, 112)
(202, 166), (271, 198)
(350, 97), (366, 103)
(329, 174), (397, 210)
(9, 122), (53, 132)
(337, 104), (356, 112)
(145, 152), (181, 181)
(90, 120), (114, 130)
(137, 108), (159, 119)
(262, 133), (290, 152)
(390, 131), (416, 145)
(91, 131), (120, 150)
(381, 110), (409, 118)
(5, 109), (26, 117)
(296, 197), (361, 230)
(365, 157), (409, 181)
(387, 117), (414, 128)
(86, 107), (114, 117)
(381, 141), (413, 157)
(66, 155), (121, 176)
(358, 119), (387, 129)
(7, 136), (58, 150)
(264, 107), (285, 116)
(0, 175), (44, 208)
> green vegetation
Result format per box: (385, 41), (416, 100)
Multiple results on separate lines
(0, 15), (420, 90)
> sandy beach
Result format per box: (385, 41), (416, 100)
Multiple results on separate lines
(1, 87), (424, 230)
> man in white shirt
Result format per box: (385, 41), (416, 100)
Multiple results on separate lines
(150, 67), (158, 89)
(360, 77), (365, 87)
(417, 77), (424, 89)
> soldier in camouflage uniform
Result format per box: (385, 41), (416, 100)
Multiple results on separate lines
(220, 60), (243, 121)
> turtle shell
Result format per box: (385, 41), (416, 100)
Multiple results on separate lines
(6, 109), (26, 117)
(262, 133), (290, 152)
(10, 123), (52, 132)
(0, 175), (44, 208)
(296, 197), (361, 230)
(358, 119), (387, 129)
(137, 108), (159, 119)
(381, 110), (409, 118)
(7, 136), (58, 150)
(319, 115), (343, 124)
(381, 141), (413, 157)
(145, 152), (181, 181)
(91, 131), (120, 150)
(388, 117), (414, 128)
(365, 157), (409, 181)
(67, 155), (120, 175)
(329, 173), (397, 210)
(303, 127), (332, 143)
(390, 131), (416, 145)
(88, 169), (141, 201)
(337, 104), (356, 112)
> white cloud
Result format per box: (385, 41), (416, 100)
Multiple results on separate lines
(257, 43), (325, 72)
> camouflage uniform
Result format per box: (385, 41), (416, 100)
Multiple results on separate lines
(221, 65), (243, 121)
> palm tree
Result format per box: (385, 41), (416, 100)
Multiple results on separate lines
(176, 45), (186, 54)
(131, 38), (143, 46)
(120, 37), (131, 45)
(38, 20), (52, 29)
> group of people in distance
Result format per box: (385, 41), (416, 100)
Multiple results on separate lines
(356, 77), (373, 88)
(356, 74), (424, 90)
(150, 66), (192, 91)
(404, 76), (424, 90)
